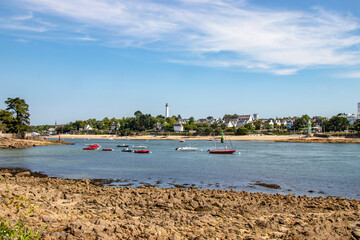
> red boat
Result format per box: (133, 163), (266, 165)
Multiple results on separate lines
(83, 144), (100, 150)
(102, 148), (114, 151)
(208, 132), (236, 154)
(208, 149), (236, 154)
(133, 150), (151, 154)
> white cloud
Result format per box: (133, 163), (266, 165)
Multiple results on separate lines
(72, 35), (97, 41)
(336, 71), (360, 79)
(5, 0), (360, 74)
(12, 12), (33, 21)
(0, 22), (47, 32)
(15, 38), (29, 43)
(271, 68), (300, 76)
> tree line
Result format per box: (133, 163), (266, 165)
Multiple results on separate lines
(2, 97), (360, 137)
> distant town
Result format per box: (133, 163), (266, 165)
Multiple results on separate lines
(30, 102), (360, 136)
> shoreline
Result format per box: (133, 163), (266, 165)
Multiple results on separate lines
(56, 133), (360, 144)
(0, 135), (73, 149)
(1, 168), (360, 239)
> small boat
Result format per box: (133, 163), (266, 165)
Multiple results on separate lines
(133, 145), (147, 149)
(134, 150), (151, 153)
(83, 144), (100, 150)
(179, 139), (185, 142)
(175, 147), (198, 151)
(102, 148), (114, 151)
(208, 132), (236, 154)
(208, 148), (236, 154)
(121, 148), (133, 152)
(117, 144), (129, 147)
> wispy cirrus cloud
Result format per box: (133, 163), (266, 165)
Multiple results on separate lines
(335, 71), (360, 79)
(2, 0), (360, 75)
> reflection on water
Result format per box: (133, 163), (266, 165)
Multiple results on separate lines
(0, 139), (359, 199)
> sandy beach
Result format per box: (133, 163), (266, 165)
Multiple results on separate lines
(57, 133), (360, 144)
(1, 168), (360, 239)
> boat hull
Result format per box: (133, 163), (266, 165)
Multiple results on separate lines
(134, 150), (151, 153)
(121, 148), (133, 152)
(102, 149), (114, 151)
(208, 150), (236, 154)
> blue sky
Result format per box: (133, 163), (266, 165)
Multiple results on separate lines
(0, 0), (359, 125)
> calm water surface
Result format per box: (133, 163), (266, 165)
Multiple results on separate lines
(0, 139), (359, 199)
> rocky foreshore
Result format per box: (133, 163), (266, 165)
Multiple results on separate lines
(1, 169), (360, 239)
(0, 136), (73, 149)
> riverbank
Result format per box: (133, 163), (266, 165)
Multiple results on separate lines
(56, 133), (360, 143)
(0, 168), (359, 239)
(57, 134), (301, 141)
(0, 135), (73, 149)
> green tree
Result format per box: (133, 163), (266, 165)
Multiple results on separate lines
(254, 120), (262, 130)
(244, 123), (255, 131)
(223, 114), (239, 120)
(204, 127), (213, 135)
(236, 126), (248, 135)
(293, 114), (311, 131)
(0, 109), (13, 132)
(73, 120), (85, 131)
(264, 123), (272, 130)
(3, 97), (31, 136)
(188, 117), (195, 125)
(353, 119), (360, 133)
(214, 126), (223, 135)
(325, 116), (350, 132)
(226, 126), (236, 132)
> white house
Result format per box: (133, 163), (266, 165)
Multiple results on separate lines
(174, 123), (184, 132)
(275, 120), (282, 126)
(178, 119), (189, 124)
(226, 121), (237, 128)
(286, 120), (293, 129)
(110, 122), (120, 133)
(84, 125), (93, 131)
(155, 122), (163, 131)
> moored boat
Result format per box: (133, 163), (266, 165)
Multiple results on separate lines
(133, 145), (147, 149)
(121, 148), (133, 152)
(102, 148), (114, 151)
(117, 144), (129, 147)
(208, 148), (236, 154)
(208, 131), (236, 154)
(134, 150), (151, 153)
(175, 147), (198, 151)
(83, 144), (100, 150)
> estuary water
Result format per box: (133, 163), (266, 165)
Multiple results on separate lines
(0, 139), (359, 199)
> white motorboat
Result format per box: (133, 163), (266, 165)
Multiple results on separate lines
(133, 145), (147, 149)
(175, 147), (198, 151)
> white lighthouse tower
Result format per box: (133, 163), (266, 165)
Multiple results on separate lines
(165, 103), (169, 118)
